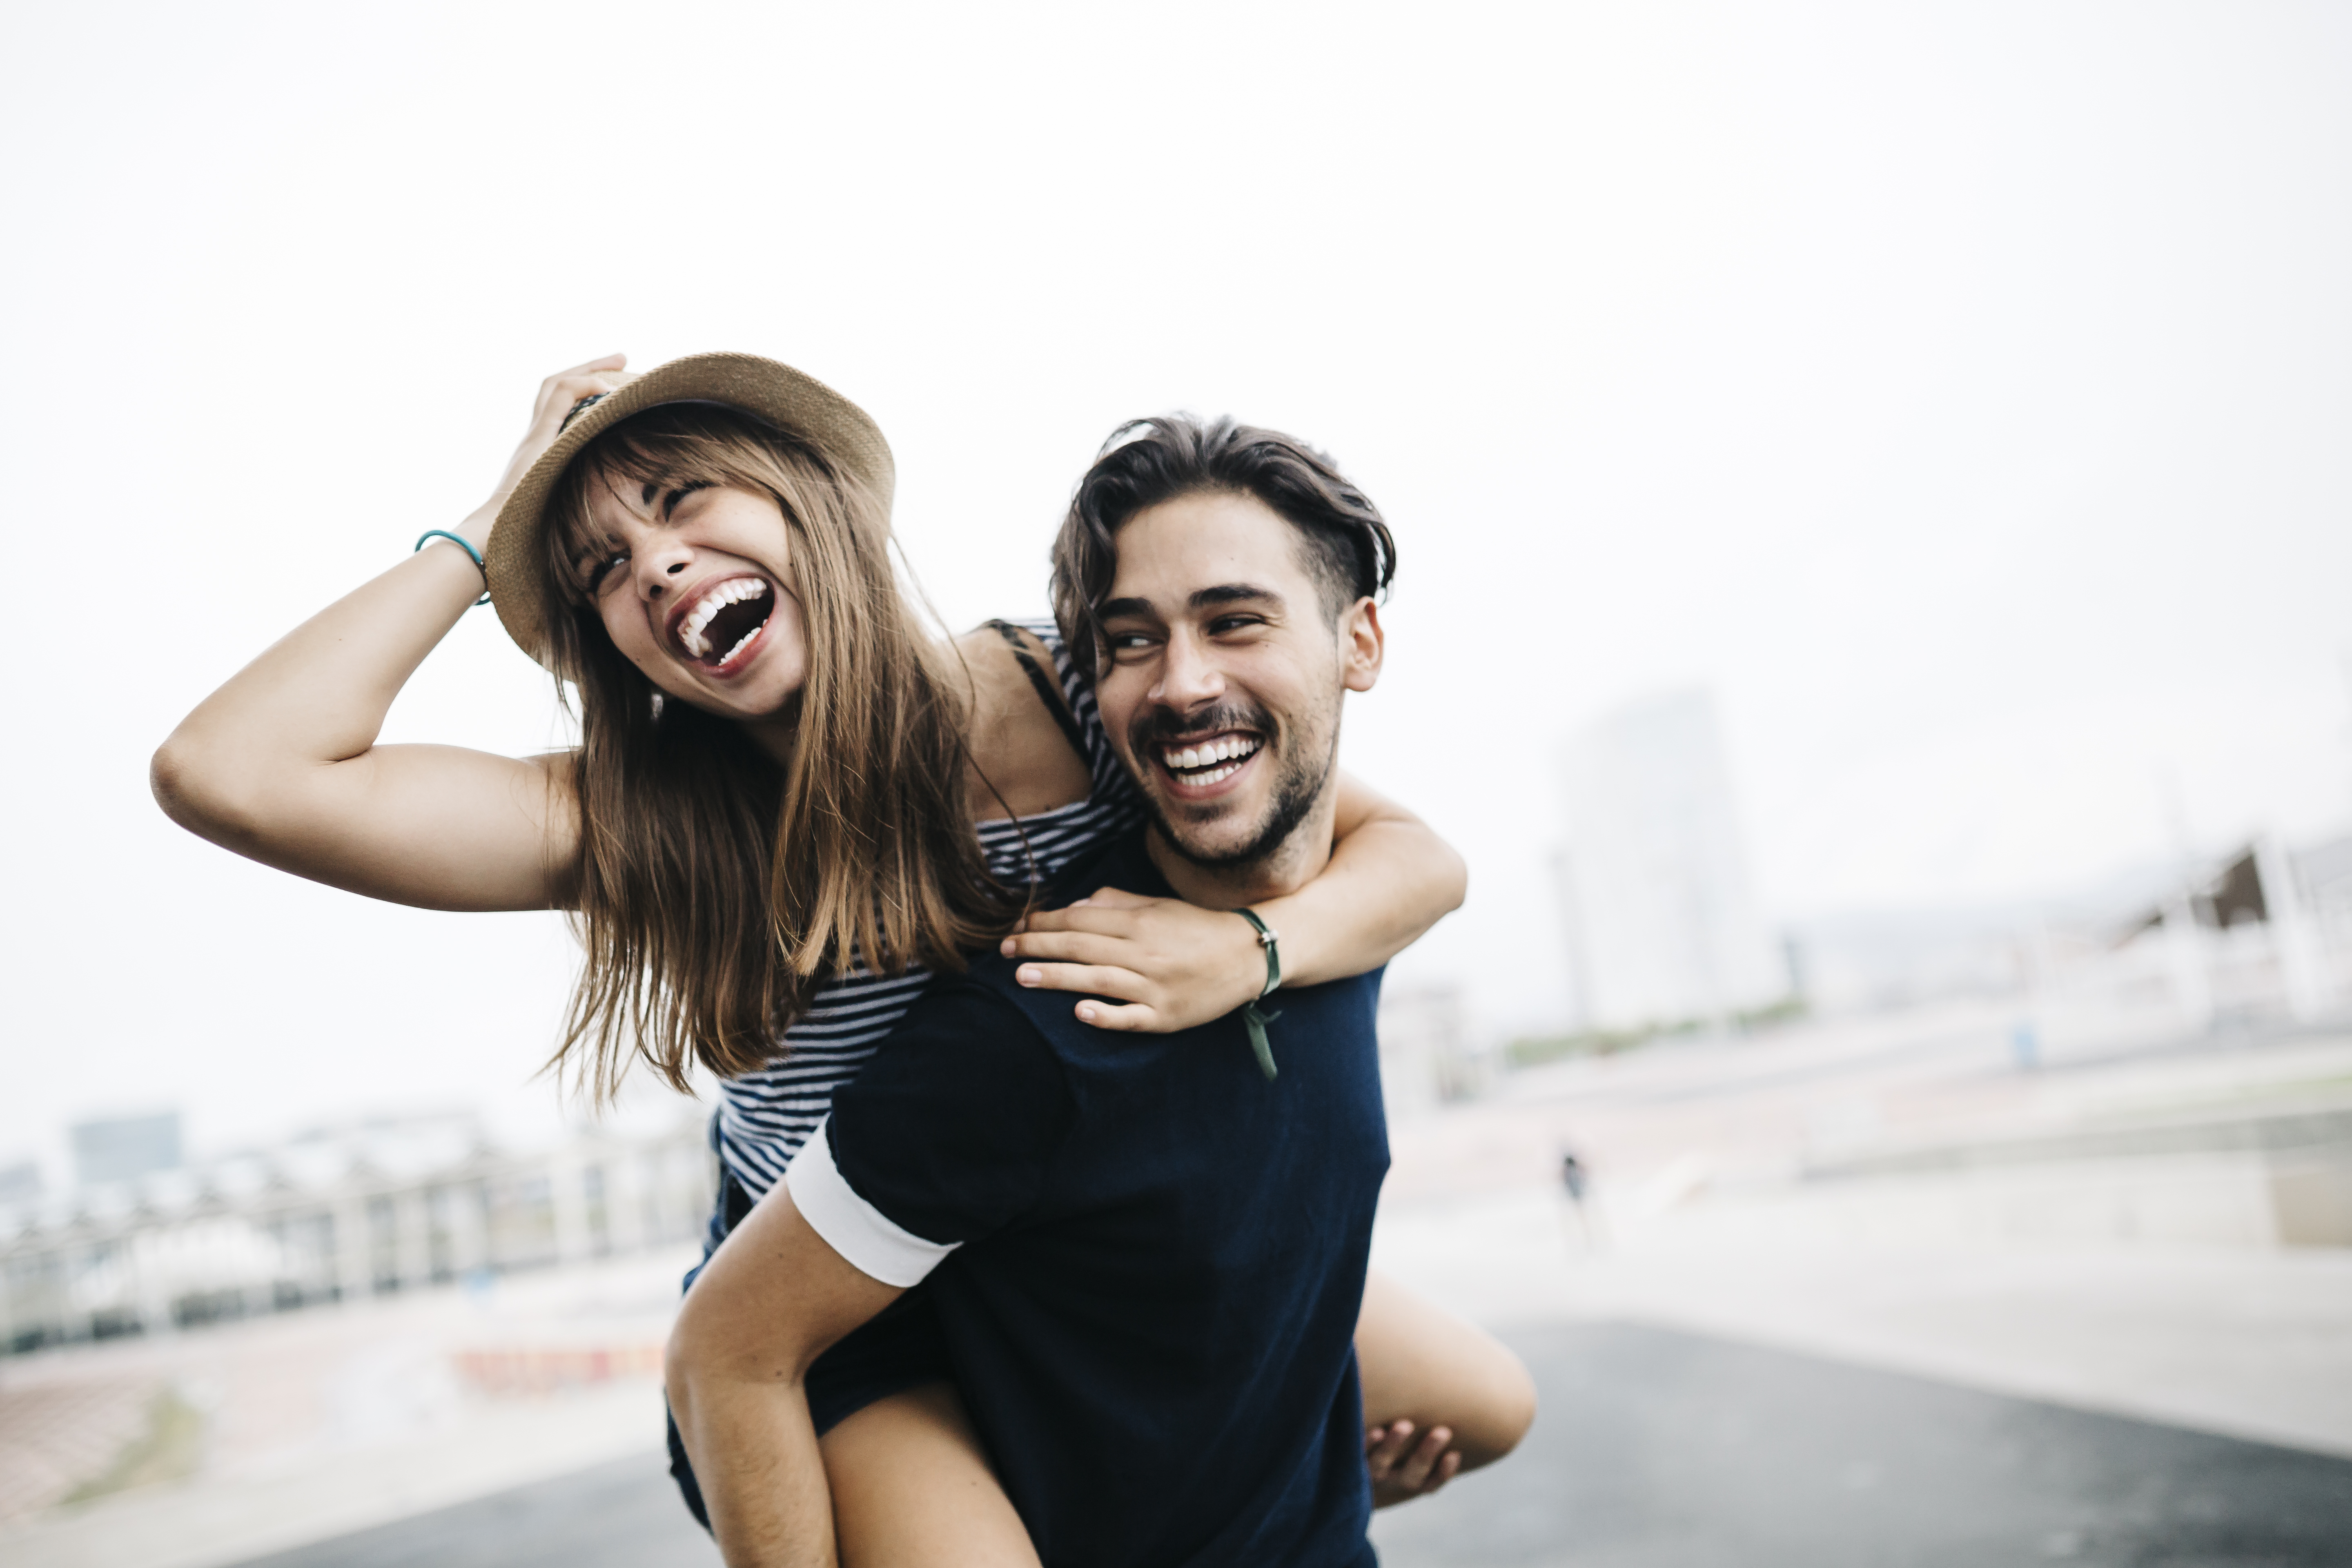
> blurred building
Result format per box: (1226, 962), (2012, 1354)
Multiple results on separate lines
(0, 1110), (715, 1355)
(1780, 828), (2352, 1045)
(2107, 831), (2348, 1031)
(0, 1164), (39, 1205)
(1378, 984), (1490, 1114)
(71, 1113), (182, 1187)
(1557, 690), (1788, 1031)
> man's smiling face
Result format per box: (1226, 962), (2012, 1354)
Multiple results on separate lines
(1093, 490), (1382, 870)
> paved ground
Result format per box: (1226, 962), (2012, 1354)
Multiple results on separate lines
(230, 1449), (707, 1568)
(230, 1322), (2352, 1568)
(1369, 1323), (2352, 1567)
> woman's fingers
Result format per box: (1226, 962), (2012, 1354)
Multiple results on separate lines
(468, 357), (633, 534)
(530, 355), (628, 417)
(1074, 886), (1156, 909)
(1366, 1421), (1459, 1501)
(1365, 1420), (1417, 1477)
(544, 353), (628, 386)
(1402, 1450), (1461, 1499)
(1393, 1426), (1453, 1492)
(530, 365), (634, 432)
(1013, 887), (1169, 937)
(1009, 902), (1143, 941)
(1070, 1000), (1160, 1031)
(1001, 929), (1134, 967)
(1012, 961), (1150, 1002)
(1004, 888), (1265, 1035)
(1004, 950), (1176, 1031)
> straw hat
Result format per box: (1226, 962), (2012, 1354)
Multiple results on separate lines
(483, 351), (896, 666)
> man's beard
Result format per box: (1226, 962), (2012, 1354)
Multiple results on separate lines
(1125, 699), (1341, 871)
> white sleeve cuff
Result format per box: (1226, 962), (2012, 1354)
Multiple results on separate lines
(784, 1117), (960, 1288)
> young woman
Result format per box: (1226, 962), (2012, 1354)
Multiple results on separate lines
(152, 352), (1534, 1561)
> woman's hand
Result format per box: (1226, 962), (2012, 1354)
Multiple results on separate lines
(458, 353), (635, 548)
(1001, 887), (1268, 1032)
(147, 357), (630, 913)
(1365, 1420), (1462, 1507)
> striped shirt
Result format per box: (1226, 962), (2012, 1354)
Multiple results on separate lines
(713, 620), (1145, 1198)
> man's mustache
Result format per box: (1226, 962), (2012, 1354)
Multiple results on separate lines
(1129, 702), (1274, 751)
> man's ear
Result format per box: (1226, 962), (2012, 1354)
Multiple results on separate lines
(1340, 597), (1384, 693)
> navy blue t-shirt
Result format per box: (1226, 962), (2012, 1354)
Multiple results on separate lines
(786, 832), (1389, 1568)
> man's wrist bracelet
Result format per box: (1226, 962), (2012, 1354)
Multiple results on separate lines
(1234, 907), (1283, 1083)
(1234, 906), (1282, 998)
(415, 530), (492, 606)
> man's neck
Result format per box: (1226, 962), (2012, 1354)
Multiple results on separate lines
(1144, 790), (1339, 912)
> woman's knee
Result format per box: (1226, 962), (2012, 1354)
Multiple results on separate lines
(1356, 1270), (1537, 1466)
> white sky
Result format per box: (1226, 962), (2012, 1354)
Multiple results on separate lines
(4, 2), (2348, 1180)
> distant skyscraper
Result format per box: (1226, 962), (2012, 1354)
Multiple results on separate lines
(1558, 689), (1786, 1030)
(71, 1112), (183, 1188)
(0, 1162), (39, 1205)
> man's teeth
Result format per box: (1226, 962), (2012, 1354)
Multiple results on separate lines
(1160, 736), (1261, 780)
(678, 578), (770, 658)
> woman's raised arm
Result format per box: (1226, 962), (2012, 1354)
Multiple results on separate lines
(1001, 770), (1466, 1031)
(149, 357), (631, 912)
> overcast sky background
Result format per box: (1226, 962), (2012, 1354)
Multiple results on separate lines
(4, 2), (2348, 1182)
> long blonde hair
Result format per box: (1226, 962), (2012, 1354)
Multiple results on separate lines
(539, 404), (1014, 1100)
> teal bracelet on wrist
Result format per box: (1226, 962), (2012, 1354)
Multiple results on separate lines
(1234, 907), (1283, 1082)
(415, 530), (491, 606)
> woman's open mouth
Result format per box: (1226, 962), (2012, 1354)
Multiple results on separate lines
(670, 576), (775, 675)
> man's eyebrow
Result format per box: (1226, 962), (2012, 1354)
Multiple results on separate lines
(1191, 583), (1280, 610)
(1099, 584), (1283, 622)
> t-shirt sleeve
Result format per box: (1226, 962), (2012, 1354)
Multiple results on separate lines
(784, 980), (1072, 1288)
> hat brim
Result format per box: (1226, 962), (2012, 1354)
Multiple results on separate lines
(482, 351), (895, 668)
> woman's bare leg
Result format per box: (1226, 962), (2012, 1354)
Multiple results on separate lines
(1354, 1268), (1537, 1503)
(817, 1276), (1532, 1550)
(821, 1382), (1040, 1568)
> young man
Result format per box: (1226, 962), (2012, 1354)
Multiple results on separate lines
(669, 415), (1483, 1567)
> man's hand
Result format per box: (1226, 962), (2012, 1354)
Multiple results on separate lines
(1365, 1419), (1462, 1507)
(1001, 887), (1265, 1032)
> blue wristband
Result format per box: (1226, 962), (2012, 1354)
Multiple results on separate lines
(415, 530), (491, 606)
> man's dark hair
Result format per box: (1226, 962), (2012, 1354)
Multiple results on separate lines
(1050, 414), (1397, 681)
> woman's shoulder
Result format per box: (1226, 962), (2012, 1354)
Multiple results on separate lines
(957, 620), (1094, 821)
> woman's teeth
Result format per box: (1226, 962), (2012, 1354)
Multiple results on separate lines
(1159, 735), (1261, 785)
(678, 578), (771, 660)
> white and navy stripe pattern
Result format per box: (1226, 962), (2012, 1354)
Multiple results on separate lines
(713, 620), (1143, 1198)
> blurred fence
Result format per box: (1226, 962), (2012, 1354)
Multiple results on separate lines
(0, 1113), (715, 1355)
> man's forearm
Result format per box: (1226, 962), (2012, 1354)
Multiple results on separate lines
(672, 1370), (839, 1568)
(666, 1180), (904, 1566)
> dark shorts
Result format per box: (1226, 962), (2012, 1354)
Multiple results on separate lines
(666, 1164), (957, 1533)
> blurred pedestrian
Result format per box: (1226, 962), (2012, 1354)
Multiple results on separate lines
(1560, 1148), (1601, 1251)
